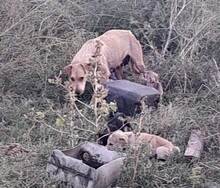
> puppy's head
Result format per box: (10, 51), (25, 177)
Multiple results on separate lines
(106, 130), (129, 150)
(64, 63), (90, 95)
(144, 71), (159, 84)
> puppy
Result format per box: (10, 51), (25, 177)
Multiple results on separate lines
(144, 71), (163, 97)
(64, 30), (146, 94)
(98, 112), (133, 146)
(106, 130), (180, 160)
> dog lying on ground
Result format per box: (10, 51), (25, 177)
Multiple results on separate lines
(106, 130), (180, 160)
(143, 71), (163, 98)
(64, 30), (146, 95)
(98, 112), (133, 146)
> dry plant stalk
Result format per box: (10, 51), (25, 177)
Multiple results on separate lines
(131, 97), (152, 181)
(162, 0), (191, 58)
(86, 40), (109, 129)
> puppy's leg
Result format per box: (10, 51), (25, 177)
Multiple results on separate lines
(155, 146), (170, 160)
(156, 146), (180, 160)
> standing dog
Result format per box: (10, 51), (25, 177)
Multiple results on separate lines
(106, 130), (180, 160)
(64, 30), (146, 95)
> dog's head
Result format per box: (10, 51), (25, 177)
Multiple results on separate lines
(64, 63), (91, 95)
(106, 130), (129, 150)
(144, 71), (159, 84)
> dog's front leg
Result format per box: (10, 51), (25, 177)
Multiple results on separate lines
(99, 64), (111, 84)
(114, 66), (124, 80)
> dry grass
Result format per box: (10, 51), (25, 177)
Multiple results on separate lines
(0, 0), (220, 187)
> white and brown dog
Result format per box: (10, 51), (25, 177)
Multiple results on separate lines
(64, 30), (146, 95)
(106, 130), (180, 160)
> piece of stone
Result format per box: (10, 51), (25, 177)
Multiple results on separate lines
(184, 130), (205, 158)
(105, 80), (160, 116)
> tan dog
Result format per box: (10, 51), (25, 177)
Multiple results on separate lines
(144, 71), (163, 97)
(106, 130), (180, 160)
(64, 30), (146, 94)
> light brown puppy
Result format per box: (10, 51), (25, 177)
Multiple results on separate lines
(107, 130), (180, 160)
(144, 71), (163, 97)
(64, 30), (146, 94)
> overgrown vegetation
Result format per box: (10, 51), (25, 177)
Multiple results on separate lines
(0, 0), (220, 187)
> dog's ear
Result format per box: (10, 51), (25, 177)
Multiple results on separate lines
(119, 136), (128, 144)
(145, 71), (159, 82)
(64, 65), (73, 77)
